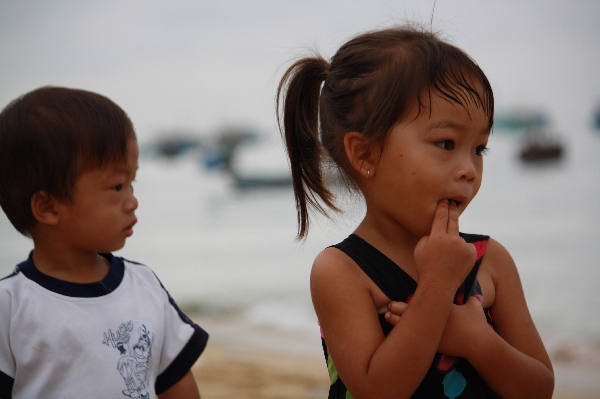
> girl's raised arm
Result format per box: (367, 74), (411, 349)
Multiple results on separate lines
(312, 201), (476, 398)
(385, 239), (555, 398)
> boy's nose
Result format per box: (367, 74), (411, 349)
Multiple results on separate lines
(125, 192), (138, 212)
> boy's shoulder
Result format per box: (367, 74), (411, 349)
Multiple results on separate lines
(0, 268), (20, 285)
(117, 255), (165, 290)
(117, 255), (151, 275)
(0, 257), (32, 299)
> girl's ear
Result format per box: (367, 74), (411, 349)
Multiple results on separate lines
(31, 191), (60, 226)
(343, 131), (381, 179)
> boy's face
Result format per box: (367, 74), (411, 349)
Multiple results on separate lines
(55, 139), (139, 253)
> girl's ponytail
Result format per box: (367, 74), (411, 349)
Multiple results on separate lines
(277, 57), (338, 240)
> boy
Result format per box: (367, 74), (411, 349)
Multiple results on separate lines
(0, 87), (208, 398)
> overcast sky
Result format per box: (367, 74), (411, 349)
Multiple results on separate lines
(1, 0), (599, 142)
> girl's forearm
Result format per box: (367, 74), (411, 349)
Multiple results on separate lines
(356, 282), (456, 399)
(466, 329), (554, 399)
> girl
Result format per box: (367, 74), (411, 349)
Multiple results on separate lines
(277, 27), (554, 398)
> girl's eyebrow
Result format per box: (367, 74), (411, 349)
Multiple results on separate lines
(426, 120), (464, 131)
(426, 120), (491, 135)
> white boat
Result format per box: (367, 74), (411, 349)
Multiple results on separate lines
(228, 134), (292, 189)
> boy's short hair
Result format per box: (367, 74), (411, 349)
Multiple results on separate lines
(0, 86), (136, 236)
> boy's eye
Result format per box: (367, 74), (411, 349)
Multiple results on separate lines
(435, 140), (455, 150)
(475, 145), (489, 156)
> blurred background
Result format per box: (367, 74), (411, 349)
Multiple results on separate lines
(1, 0), (599, 396)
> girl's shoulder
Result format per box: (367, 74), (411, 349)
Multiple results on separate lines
(477, 237), (522, 309)
(311, 245), (365, 284)
(312, 234), (366, 270)
(310, 243), (388, 304)
(479, 238), (519, 283)
(310, 239), (411, 314)
(311, 234), (386, 283)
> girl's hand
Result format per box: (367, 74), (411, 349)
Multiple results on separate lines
(384, 296), (490, 359)
(414, 200), (476, 290)
(384, 300), (408, 325)
(437, 296), (490, 358)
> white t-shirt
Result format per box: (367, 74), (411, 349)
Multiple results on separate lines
(0, 252), (208, 399)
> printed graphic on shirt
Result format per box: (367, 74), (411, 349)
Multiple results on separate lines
(103, 321), (154, 398)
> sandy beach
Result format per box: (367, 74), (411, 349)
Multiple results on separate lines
(190, 315), (600, 399)
(192, 343), (328, 399)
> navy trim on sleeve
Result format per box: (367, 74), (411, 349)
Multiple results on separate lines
(0, 269), (18, 283)
(0, 369), (13, 399)
(148, 269), (209, 394)
(154, 324), (209, 394)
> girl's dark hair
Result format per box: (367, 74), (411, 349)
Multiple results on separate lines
(0, 86), (135, 236)
(277, 26), (494, 239)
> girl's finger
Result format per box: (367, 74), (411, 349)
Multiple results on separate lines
(384, 301), (408, 326)
(430, 199), (449, 235)
(446, 200), (460, 235)
(384, 311), (402, 326)
(387, 301), (408, 315)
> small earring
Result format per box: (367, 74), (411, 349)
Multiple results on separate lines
(366, 169), (370, 179)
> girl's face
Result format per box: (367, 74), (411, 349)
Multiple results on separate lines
(368, 92), (490, 238)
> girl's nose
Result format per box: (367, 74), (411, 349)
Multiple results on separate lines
(457, 155), (478, 182)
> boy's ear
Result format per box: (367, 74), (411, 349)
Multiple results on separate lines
(31, 191), (60, 226)
(343, 131), (381, 179)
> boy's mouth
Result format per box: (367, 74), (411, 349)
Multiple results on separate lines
(123, 219), (137, 236)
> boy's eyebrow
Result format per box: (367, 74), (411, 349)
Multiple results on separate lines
(112, 164), (139, 174)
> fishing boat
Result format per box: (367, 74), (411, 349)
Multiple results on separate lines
(228, 134), (292, 189)
(518, 129), (564, 163)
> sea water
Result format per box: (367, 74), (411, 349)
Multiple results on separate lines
(1, 127), (599, 349)
(1, 131), (600, 396)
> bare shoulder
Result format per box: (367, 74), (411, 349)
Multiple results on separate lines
(310, 243), (392, 328)
(476, 238), (513, 308)
(481, 238), (514, 269)
(310, 243), (392, 320)
(311, 246), (357, 278)
(481, 238), (522, 291)
(310, 246), (369, 297)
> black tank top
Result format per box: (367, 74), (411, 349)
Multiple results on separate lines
(321, 233), (500, 399)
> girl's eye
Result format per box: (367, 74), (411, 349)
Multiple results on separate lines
(114, 184), (123, 192)
(435, 140), (455, 150)
(475, 145), (489, 156)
